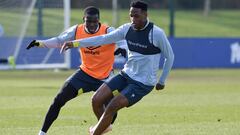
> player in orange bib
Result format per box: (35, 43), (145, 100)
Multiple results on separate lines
(26, 6), (127, 135)
(76, 23), (116, 79)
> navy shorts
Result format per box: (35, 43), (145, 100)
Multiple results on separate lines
(66, 69), (104, 94)
(106, 71), (154, 107)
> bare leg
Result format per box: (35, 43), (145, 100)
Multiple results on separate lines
(91, 94), (129, 135)
(91, 83), (113, 120)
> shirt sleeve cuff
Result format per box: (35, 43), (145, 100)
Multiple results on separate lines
(38, 41), (45, 48)
(158, 80), (165, 85)
(73, 41), (80, 47)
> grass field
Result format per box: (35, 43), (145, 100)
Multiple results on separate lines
(0, 9), (240, 37)
(0, 69), (240, 135)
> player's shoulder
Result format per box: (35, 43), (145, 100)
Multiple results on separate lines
(152, 24), (164, 33)
(106, 26), (115, 33)
(152, 24), (166, 36)
(64, 24), (78, 33)
(59, 24), (78, 37)
(99, 23), (115, 33)
(70, 24), (79, 29)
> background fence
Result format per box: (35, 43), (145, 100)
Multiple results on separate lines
(0, 0), (240, 69)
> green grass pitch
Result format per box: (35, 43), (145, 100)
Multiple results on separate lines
(0, 69), (240, 135)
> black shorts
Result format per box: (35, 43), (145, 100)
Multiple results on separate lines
(66, 69), (104, 94)
(106, 71), (154, 107)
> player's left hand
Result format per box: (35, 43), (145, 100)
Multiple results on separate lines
(26, 40), (40, 50)
(155, 83), (165, 90)
(60, 41), (73, 53)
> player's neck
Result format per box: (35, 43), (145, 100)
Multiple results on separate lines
(84, 24), (100, 34)
(133, 20), (149, 30)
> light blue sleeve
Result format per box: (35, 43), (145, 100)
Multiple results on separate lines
(73, 24), (130, 48)
(153, 27), (174, 85)
(58, 25), (77, 43)
(107, 27), (128, 50)
(40, 25), (77, 48)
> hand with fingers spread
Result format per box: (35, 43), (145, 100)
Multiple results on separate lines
(60, 41), (74, 53)
(26, 40), (42, 50)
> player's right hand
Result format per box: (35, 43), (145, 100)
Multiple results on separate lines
(60, 41), (74, 54)
(26, 40), (40, 50)
(155, 83), (165, 90)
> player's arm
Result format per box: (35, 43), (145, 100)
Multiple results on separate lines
(155, 28), (174, 90)
(107, 27), (128, 58)
(61, 24), (129, 53)
(26, 25), (77, 50)
(114, 38), (128, 58)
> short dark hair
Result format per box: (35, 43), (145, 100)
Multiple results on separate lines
(130, 0), (148, 11)
(84, 6), (100, 18)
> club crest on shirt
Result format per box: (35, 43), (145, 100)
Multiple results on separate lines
(87, 46), (101, 50)
(84, 46), (101, 55)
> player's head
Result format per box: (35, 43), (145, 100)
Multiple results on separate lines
(83, 6), (100, 34)
(129, 0), (148, 30)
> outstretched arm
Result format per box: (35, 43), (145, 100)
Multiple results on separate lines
(108, 27), (128, 58)
(61, 24), (129, 53)
(26, 25), (77, 50)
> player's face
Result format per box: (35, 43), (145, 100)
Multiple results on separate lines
(84, 14), (99, 34)
(129, 7), (147, 30)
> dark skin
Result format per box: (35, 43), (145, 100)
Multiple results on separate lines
(83, 14), (100, 34)
(129, 7), (148, 30)
(130, 7), (165, 90)
(60, 7), (165, 135)
(61, 8), (165, 91)
(88, 7), (165, 135)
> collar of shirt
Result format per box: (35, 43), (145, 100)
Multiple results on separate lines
(84, 24), (100, 34)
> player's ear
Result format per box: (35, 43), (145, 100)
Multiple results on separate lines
(143, 11), (147, 17)
(82, 16), (85, 23)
